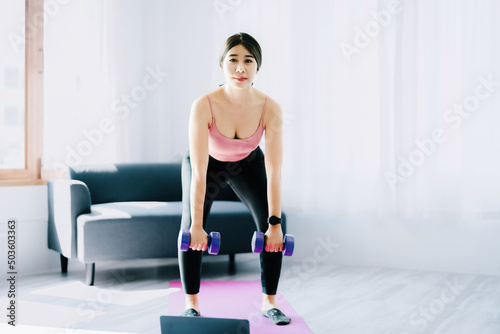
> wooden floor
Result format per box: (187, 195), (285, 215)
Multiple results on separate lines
(3, 254), (500, 333)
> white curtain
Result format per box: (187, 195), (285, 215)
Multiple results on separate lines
(44, 0), (116, 172)
(44, 0), (500, 219)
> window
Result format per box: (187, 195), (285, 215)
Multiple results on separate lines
(0, 0), (44, 186)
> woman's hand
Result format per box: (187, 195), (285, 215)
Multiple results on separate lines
(189, 226), (208, 251)
(264, 225), (284, 252)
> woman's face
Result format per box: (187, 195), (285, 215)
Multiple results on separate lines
(221, 44), (258, 88)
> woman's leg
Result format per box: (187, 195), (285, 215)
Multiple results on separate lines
(178, 152), (216, 313)
(228, 149), (291, 324)
(178, 152), (227, 313)
(227, 148), (283, 299)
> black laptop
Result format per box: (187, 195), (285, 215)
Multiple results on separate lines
(159, 316), (250, 334)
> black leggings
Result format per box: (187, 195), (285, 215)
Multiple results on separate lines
(178, 147), (283, 295)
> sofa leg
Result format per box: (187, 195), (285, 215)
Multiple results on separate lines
(60, 254), (68, 273)
(228, 254), (236, 275)
(86, 263), (95, 286)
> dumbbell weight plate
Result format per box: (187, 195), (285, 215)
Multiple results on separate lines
(283, 234), (295, 256)
(252, 231), (265, 253)
(207, 232), (221, 255)
(178, 229), (190, 251)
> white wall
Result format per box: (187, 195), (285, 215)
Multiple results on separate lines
(290, 210), (500, 277)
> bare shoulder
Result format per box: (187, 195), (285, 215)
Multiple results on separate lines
(190, 94), (212, 125)
(262, 95), (282, 128)
(191, 94), (210, 111)
(264, 95), (281, 113)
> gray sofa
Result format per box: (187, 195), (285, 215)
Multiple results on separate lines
(47, 163), (286, 285)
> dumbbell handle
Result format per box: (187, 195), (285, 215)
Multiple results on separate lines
(178, 229), (220, 255)
(251, 231), (294, 256)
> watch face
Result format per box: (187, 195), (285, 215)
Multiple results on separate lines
(268, 216), (281, 225)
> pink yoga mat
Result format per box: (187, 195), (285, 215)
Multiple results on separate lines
(168, 280), (313, 334)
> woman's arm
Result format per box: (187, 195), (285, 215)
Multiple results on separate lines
(263, 100), (284, 252)
(187, 97), (211, 250)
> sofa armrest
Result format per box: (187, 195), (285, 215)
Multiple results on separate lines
(47, 179), (91, 259)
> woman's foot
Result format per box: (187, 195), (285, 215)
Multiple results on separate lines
(261, 293), (291, 325)
(180, 308), (200, 317)
(182, 293), (200, 316)
(261, 308), (291, 325)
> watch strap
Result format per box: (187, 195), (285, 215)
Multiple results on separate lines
(267, 216), (282, 226)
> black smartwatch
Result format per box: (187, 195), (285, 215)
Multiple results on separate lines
(267, 216), (282, 226)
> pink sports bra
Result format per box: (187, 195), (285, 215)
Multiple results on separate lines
(207, 95), (268, 162)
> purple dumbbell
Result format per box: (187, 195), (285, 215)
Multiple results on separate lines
(178, 229), (221, 255)
(251, 231), (295, 256)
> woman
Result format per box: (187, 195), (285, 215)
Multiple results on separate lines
(178, 32), (290, 326)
